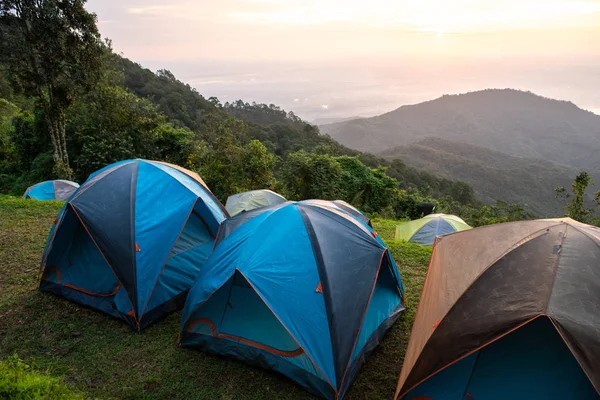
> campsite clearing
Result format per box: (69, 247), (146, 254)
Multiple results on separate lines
(0, 196), (430, 399)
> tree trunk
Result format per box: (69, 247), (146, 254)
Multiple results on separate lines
(45, 91), (73, 180)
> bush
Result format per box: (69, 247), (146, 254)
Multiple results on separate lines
(0, 354), (81, 399)
(0, 173), (16, 194)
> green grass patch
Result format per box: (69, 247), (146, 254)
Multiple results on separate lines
(0, 354), (82, 399)
(0, 196), (431, 399)
(371, 218), (405, 242)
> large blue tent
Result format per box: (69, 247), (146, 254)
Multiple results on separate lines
(180, 201), (404, 399)
(214, 200), (371, 246)
(23, 180), (79, 200)
(39, 159), (227, 330)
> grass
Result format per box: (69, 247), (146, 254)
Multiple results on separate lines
(0, 354), (82, 399)
(0, 196), (431, 399)
(370, 218), (400, 243)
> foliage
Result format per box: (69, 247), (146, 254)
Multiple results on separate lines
(337, 156), (398, 213)
(113, 56), (218, 132)
(381, 137), (584, 216)
(10, 110), (49, 172)
(0, 98), (19, 173)
(385, 158), (479, 206)
(197, 118), (277, 202)
(67, 82), (195, 181)
(225, 100), (354, 157)
(224, 100), (303, 126)
(438, 197), (536, 227)
(280, 150), (342, 200)
(555, 172), (600, 223)
(0, 354), (81, 399)
(239, 140), (277, 190)
(279, 152), (435, 220)
(0, 0), (108, 178)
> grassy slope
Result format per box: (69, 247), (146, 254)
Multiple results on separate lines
(0, 198), (431, 400)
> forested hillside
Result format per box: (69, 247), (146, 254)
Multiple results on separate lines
(0, 45), (502, 224)
(380, 138), (597, 215)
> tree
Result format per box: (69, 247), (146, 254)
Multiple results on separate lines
(336, 156), (398, 213)
(240, 140), (276, 190)
(0, 98), (19, 172)
(555, 172), (600, 223)
(0, 0), (106, 178)
(449, 181), (478, 205)
(197, 117), (278, 202)
(281, 150), (342, 200)
(67, 81), (194, 181)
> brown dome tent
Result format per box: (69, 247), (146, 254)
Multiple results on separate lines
(396, 218), (600, 400)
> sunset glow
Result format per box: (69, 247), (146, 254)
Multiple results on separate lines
(87, 0), (600, 119)
(90, 0), (600, 61)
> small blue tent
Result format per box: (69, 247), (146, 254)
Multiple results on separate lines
(23, 180), (79, 201)
(181, 201), (404, 399)
(39, 159), (227, 330)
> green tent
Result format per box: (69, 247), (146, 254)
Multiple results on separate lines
(395, 213), (471, 246)
(225, 189), (287, 216)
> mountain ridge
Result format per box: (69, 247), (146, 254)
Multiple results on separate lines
(320, 89), (600, 171)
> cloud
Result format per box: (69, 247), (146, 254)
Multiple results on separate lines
(127, 5), (185, 15)
(124, 3), (216, 21)
(228, 0), (600, 31)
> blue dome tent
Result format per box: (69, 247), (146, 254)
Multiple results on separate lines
(214, 200), (371, 246)
(39, 159), (227, 330)
(180, 201), (404, 399)
(23, 180), (79, 200)
(331, 200), (371, 227)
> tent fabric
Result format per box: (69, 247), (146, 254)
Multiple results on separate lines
(396, 218), (600, 399)
(38, 159), (227, 330)
(225, 189), (286, 216)
(214, 199), (374, 249)
(23, 180), (79, 201)
(395, 214), (471, 246)
(331, 200), (372, 227)
(181, 201), (405, 399)
(404, 317), (599, 400)
(299, 199), (372, 228)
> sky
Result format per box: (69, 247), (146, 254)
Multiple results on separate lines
(87, 0), (600, 121)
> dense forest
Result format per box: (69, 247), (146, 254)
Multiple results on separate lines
(1, 0), (594, 226)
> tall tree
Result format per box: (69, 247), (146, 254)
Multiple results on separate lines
(0, 0), (106, 178)
(555, 172), (600, 223)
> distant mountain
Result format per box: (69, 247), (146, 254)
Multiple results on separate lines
(320, 89), (600, 171)
(311, 116), (364, 125)
(380, 137), (597, 216)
